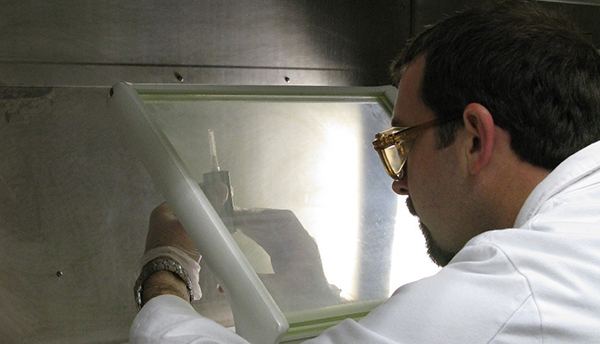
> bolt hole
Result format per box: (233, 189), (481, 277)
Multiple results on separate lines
(284, 76), (291, 83)
(109, 88), (114, 97)
(174, 72), (184, 82)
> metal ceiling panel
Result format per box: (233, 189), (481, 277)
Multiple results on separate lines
(0, 0), (410, 87)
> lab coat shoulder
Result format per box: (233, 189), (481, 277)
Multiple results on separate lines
(330, 236), (541, 343)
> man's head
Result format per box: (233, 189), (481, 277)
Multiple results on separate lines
(384, 0), (600, 266)
(392, 0), (600, 168)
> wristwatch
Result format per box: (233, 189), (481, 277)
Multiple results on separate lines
(134, 257), (195, 310)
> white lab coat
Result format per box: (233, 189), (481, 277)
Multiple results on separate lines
(131, 140), (600, 343)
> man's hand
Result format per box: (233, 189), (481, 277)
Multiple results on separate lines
(139, 198), (341, 311)
(145, 202), (201, 262)
(139, 202), (201, 307)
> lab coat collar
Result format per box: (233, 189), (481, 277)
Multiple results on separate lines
(514, 140), (600, 228)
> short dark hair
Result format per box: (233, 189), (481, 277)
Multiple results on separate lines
(391, 0), (600, 170)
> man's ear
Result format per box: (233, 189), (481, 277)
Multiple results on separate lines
(462, 103), (495, 175)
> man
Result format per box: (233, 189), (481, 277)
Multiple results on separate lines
(131, 0), (600, 342)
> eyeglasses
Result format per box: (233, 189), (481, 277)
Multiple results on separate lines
(373, 116), (461, 180)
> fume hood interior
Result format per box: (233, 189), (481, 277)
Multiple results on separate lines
(108, 82), (439, 342)
(2, 0), (598, 342)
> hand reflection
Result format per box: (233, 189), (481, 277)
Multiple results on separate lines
(201, 182), (342, 311)
(234, 208), (342, 311)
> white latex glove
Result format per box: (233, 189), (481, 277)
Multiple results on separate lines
(140, 202), (202, 300)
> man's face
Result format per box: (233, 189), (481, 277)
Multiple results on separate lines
(390, 56), (464, 267)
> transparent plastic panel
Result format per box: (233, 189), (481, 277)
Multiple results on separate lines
(135, 88), (439, 340)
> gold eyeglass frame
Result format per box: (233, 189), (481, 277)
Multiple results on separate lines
(373, 116), (462, 180)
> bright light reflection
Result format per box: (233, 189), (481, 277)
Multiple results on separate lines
(389, 196), (440, 293)
(310, 123), (360, 300)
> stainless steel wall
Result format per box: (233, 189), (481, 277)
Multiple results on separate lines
(0, 1), (409, 343)
(1, 1), (598, 343)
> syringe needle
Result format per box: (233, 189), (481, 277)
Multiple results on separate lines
(208, 129), (220, 172)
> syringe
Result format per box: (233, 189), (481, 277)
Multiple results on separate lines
(208, 129), (220, 172)
(203, 129), (236, 233)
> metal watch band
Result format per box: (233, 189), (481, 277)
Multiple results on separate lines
(134, 257), (195, 311)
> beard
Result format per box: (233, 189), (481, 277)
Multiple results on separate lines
(406, 197), (456, 267)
